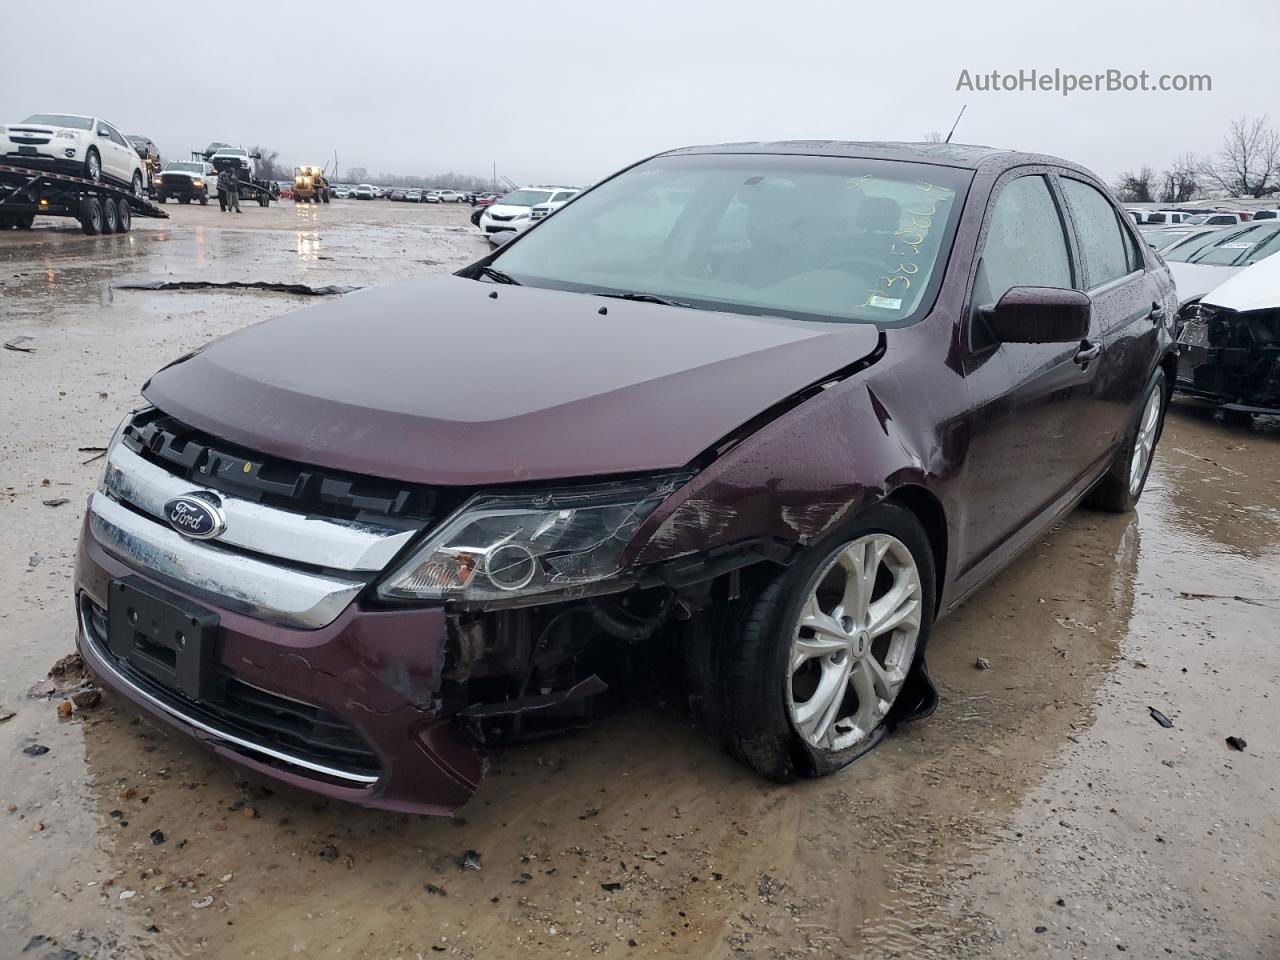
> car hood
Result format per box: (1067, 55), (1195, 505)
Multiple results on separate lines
(143, 275), (882, 486)
(1168, 262), (1243, 305)
(1199, 254), (1280, 312)
(484, 204), (530, 217)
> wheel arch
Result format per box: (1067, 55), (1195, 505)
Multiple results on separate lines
(880, 484), (948, 618)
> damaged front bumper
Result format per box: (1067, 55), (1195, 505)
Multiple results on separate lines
(76, 523), (484, 814)
(1176, 303), (1280, 413)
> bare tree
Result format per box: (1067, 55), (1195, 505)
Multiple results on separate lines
(1200, 116), (1280, 198)
(248, 146), (290, 183)
(923, 131), (944, 143)
(1115, 167), (1156, 203)
(1158, 153), (1201, 203)
(345, 166), (369, 183)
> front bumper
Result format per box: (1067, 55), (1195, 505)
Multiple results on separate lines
(1, 147), (82, 174)
(75, 517), (486, 815)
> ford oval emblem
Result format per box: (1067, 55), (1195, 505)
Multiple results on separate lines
(163, 493), (227, 540)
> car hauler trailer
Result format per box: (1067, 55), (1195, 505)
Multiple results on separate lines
(0, 163), (167, 234)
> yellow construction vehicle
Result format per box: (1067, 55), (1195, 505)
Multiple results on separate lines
(292, 165), (330, 203)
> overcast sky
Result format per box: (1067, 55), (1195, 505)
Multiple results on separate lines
(3, 0), (1276, 187)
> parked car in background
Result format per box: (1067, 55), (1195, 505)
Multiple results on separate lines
(529, 189), (579, 225)
(405, 189), (423, 202)
(1141, 210), (1194, 226)
(1251, 209), (1278, 220)
(1175, 253), (1280, 414)
(1165, 220), (1280, 308)
(127, 135), (162, 184)
(389, 188), (407, 202)
(332, 186), (351, 199)
(436, 189), (461, 203)
(1, 113), (146, 195)
(153, 160), (216, 205)
(354, 183), (376, 200)
(478, 186), (578, 240)
(208, 147), (256, 182)
(74, 141), (1175, 814)
(278, 182), (294, 200)
(1139, 224), (1223, 254)
(1187, 212), (1245, 226)
(424, 190), (441, 203)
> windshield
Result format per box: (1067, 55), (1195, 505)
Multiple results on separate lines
(490, 153), (971, 325)
(1143, 228), (1191, 249)
(216, 148), (248, 157)
(499, 190), (553, 207)
(22, 114), (94, 130)
(164, 162), (204, 173)
(1164, 222), (1280, 266)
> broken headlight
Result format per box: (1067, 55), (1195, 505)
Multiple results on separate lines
(377, 475), (687, 607)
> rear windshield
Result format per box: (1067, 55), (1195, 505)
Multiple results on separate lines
(499, 190), (553, 207)
(22, 114), (93, 130)
(164, 162), (204, 173)
(1164, 222), (1280, 266)
(491, 153), (971, 326)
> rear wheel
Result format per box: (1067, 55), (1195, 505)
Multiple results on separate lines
(0, 213), (13, 229)
(1085, 369), (1167, 513)
(179, 196), (191, 204)
(101, 195), (119, 233)
(116, 198), (131, 232)
(716, 502), (935, 781)
(131, 171), (144, 198)
(15, 212), (35, 229)
(155, 193), (166, 204)
(84, 148), (102, 182)
(79, 197), (103, 235)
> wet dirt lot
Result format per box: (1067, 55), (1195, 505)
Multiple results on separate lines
(1, 201), (1277, 960)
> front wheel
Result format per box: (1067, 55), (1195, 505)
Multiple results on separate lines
(1085, 368), (1167, 513)
(716, 502), (935, 781)
(132, 171), (144, 198)
(84, 148), (102, 182)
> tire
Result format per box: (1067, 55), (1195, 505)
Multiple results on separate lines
(715, 501), (936, 781)
(155, 193), (166, 204)
(1085, 368), (1167, 513)
(131, 171), (144, 198)
(101, 195), (119, 234)
(322, 191), (330, 203)
(15, 212), (36, 230)
(84, 148), (102, 182)
(198, 193), (208, 206)
(79, 197), (103, 235)
(179, 196), (191, 204)
(116, 198), (131, 233)
(0, 213), (13, 229)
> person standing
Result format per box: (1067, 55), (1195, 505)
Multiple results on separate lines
(223, 167), (241, 213)
(216, 166), (230, 212)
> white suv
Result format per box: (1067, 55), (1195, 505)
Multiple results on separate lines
(1, 113), (146, 195)
(479, 186), (579, 240)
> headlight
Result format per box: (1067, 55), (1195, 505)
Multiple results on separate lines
(97, 406), (153, 492)
(192, 179), (204, 187)
(153, 177), (162, 186)
(514, 212), (530, 220)
(377, 476), (686, 607)
(55, 130), (78, 140)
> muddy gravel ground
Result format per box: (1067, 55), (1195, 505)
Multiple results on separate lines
(1, 201), (1277, 960)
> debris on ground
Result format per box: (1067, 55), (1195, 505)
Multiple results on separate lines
(57, 701), (73, 719)
(1226, 736), (1247, 752)
(975, 657), (991, 670)
(1148, 707), (1174, 729)
(457, 850), (482, 871)
(28, 554), (42, 569)
(4, 335), (36, 353)
(41, 497), (70, 508)
(191, 896), (214, 909)
(600, 882), (623, 892)
(0, 706), (14, 723)
(23, 744), (50, 756)
(49, 653), (87, 680)
(424, 883), (448, 897)
(115, 280), (359, 296)
(317, 845), (339, 861)
(70, 688), (102, 710)
(150, 830), (166, 845)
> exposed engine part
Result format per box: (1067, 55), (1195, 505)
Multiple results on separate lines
(1177, 304), (1280, 410)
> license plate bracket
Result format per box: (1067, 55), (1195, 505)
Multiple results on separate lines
(107, 577), (222, 701)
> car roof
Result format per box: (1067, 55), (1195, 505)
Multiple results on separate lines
(658, 140), (1089, 175)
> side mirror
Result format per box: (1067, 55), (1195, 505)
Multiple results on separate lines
(980, 286), (1091, 344)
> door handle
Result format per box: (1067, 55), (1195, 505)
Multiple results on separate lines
(1149, 301), (1165, 323)
(1073, 340), (1101, 366)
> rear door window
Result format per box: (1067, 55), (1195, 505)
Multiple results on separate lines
(1061, 179), (1134, 288)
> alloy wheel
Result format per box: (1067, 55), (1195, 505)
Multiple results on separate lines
(786, 533), (922, 753)
(1129, 388), (1162, 495)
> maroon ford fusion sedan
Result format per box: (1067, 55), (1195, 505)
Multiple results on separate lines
(75, 142), (1177, 814)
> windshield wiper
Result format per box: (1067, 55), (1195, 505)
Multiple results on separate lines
(593, 291), (688, 307)
(477, 265), (520, 285)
